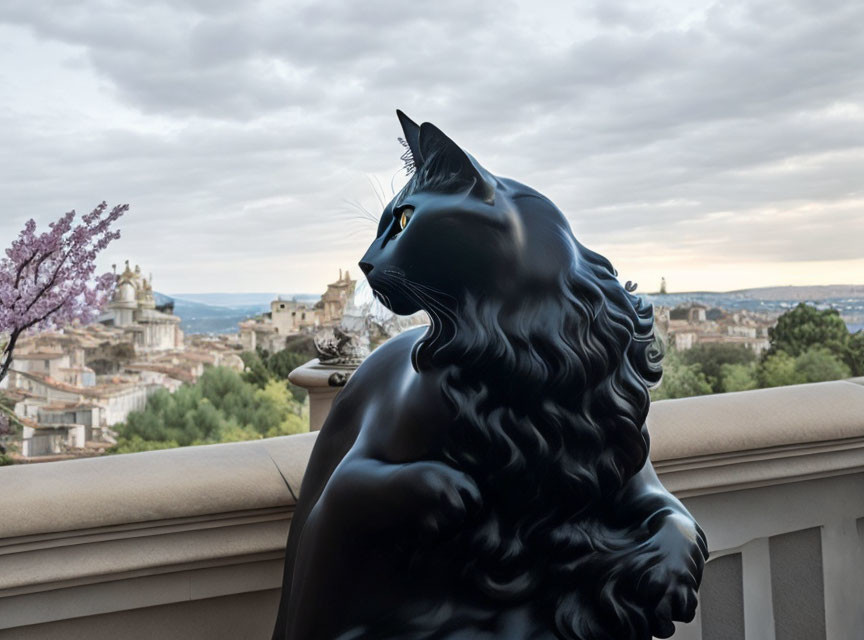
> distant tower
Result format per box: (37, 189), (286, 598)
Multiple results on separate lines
(660, 277), (667, 295)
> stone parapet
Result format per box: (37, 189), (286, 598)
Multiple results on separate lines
(2, 380), (864, 638)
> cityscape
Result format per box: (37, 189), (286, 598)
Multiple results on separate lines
(1, 262), (861, 464)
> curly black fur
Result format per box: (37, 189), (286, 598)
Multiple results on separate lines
(272, 112), (705, 640)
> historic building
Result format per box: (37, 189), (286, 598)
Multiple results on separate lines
(3, 263), (246, 461)
(98, 261), (183, 352)
(240, 269), (356, 352)
(656, 303), (774, 355)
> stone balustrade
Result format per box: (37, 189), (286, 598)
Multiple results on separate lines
(1, 377), (863, 639)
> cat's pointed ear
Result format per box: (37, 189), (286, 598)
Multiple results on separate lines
(418, 122), (496, 205)
(396, 110), (424, 168)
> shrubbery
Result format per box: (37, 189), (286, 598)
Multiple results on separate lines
(652, 303), (860, 400)
(240, 337), (317, 402)
(112, 367), (307, 453)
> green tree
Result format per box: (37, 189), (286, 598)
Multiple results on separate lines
(240, 350), (272, 388)
(241, 343), (311, 402)
(265, 349), (310, 402)
(845, 331), (864, 377)
(111, 435), (180, 454)
(283, 334), (317, 359)
(757, 347), (851, 388)
(795, 347), (852, 383)
(680, 343), (756, 393)
(113, 366), (308, 453)
(720, 362), (758, 392)
(758, 351), (804, 388)
(651, 351), (713, 400)
(767, 303), (850, 361)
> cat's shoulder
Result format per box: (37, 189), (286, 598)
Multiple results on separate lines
(342, 325), (427, 388)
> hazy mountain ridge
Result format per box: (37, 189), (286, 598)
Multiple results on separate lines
(726, 285), (864, 301)
(168, 292), (319, 307)
(153, 292), (273, 335)
(647, 284), (864, 300)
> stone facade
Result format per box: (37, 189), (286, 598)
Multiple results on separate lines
(239, 269), (356, 353)
(657, 303), (774, 355)
(98, 261), (183, 353)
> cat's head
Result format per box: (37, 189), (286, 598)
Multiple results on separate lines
(359, 111), (579, 315)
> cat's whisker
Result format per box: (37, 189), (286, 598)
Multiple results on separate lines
(382, 270), (457, 323)
(340, 198), (380, 225)
(370, 277), (400, 316)
(366, 175), (388, 211)
(391, 276), (455, 305)
(378, 272), (455, 350)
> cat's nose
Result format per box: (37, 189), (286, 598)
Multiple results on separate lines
(358, 261), (374, 277)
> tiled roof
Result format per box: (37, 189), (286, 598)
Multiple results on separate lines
(14, 352), (68, 360)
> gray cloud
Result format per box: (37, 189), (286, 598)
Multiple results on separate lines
(0, 0), (862, 292)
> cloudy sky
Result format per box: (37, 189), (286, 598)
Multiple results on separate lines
(1, 0), (862, 296)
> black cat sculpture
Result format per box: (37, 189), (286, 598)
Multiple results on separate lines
(272, 112), (707, 640)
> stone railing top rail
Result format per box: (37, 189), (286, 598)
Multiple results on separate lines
(648, 379), (864, 460)
(2, 379), (863, 540)
(0, 433), (316, 540)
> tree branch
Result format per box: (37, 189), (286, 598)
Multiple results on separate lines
(22, 247), (71, 316)
(0, 328), (22, 385)
(31, 249), (58, 287)
(13, 251), (37, 290)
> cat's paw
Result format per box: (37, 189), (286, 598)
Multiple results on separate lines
(635, 514), (708, 638)
(399, 461), (482, 540)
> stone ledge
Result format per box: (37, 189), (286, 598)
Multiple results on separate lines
(2, 380), (864, 632)
(3, 381), (863, 540)
(647, 380), (864, 459)
(0, 432), (316, 540)
(3, 381), (862, 541)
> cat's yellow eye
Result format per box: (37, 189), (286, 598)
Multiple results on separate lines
(398, 206), (414, 230)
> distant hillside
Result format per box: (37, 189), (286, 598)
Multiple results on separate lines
(169, 292), (319, 307)
(154, 292), (267, 335)
(727, 285), (864, 301)
(649, 284), (864, 300)
(153, 292), (324, 335)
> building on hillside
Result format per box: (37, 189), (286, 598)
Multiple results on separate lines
(238, 318), (285, 353)
(656, 303), (775, 356)
(1, 265), (251, 461)
(239, 269), (356, 353)
(98, 261), (183, 352)
(319, 269), (356, 324)
(10, 370), (154, 429)
(270, 298), (319, 335)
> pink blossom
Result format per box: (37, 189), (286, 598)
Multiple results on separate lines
(0, 202), (127, 383)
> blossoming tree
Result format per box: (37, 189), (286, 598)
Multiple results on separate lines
(0, 202), (127, 384)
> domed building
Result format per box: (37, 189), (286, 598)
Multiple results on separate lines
(98, 261), (182, 353)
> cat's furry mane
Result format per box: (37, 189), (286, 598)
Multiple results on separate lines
(400, 188), (665, 637)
